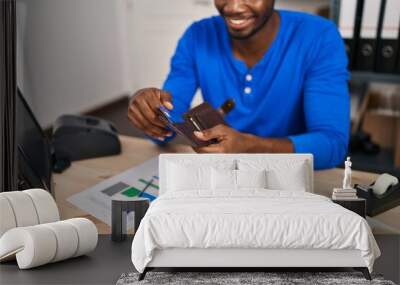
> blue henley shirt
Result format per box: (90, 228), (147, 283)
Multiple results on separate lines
(162, 10), (350, 169)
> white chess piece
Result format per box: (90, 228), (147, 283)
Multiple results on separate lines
(342, 157), (352, 190)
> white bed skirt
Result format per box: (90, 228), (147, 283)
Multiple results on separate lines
(148, 248), (366, 268)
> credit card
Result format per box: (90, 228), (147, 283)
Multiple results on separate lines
(158, 105), (180, 133)
(159, 105), (171, 119)
(158, 105), (174, 124)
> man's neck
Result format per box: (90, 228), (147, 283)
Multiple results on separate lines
(231, 11), (280, 68)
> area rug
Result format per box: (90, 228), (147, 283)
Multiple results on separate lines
(116, 271), (395, 285)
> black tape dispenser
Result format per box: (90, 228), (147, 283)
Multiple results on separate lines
(355, 173), (400, 216)
(52, 115), (121, 172)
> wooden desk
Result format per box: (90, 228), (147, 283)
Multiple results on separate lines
(53, 135), (399, 234)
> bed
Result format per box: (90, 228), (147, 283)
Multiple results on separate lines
(131, 154), (380, 281)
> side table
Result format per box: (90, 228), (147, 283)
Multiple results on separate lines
(332, 198), (366, 218)
(111, 197), (149, 242)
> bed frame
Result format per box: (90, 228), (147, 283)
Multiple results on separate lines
(139, 249), (371, 280)
(137, 154), (372, 281)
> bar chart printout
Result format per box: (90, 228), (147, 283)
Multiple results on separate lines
(68, 157), (159, 228)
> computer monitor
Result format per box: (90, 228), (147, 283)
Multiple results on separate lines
(16, 89), (53, 192)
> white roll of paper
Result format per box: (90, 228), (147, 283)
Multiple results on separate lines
(24, 189), (60, 223)
(43, 221), (79, 262)
(1, 192), (39, 227)
(0, 226), (57, 269)
(0, 196), (17, 238)
(64, 218), (98, 257)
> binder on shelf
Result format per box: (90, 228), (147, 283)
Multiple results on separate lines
(337, 0), (363, 70)
(397, 51), (400, 74)
(355, 0), (382, 71)
(376, 0), (400, 73)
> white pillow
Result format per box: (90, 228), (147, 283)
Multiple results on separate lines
(267, 166), (307, 191)
(167, 162), (211, 191)
(211, 169), (267, 190)
(212, 168), (236, 190)
(238, 159), (308, 191)
(237, 169), (267, 189)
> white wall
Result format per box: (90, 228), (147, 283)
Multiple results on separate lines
(126, 0), (217, 107)
(126, 0), (216, 91)
(17, 0), (132, 127)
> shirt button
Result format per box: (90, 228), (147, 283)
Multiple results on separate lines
(244, 87), (252, 94)
(245, 74), (252, 81)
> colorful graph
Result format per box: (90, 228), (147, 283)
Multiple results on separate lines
(101, 175), (159, 201)
(68, 156), (159, 227)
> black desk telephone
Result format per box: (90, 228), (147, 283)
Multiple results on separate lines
(355, 173), (400, 216)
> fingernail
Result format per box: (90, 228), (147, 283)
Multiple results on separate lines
(194, 131), (202, 137)
(166, 132), (173, 137)
(164, 102), (173, 110)
(157, 137), (165, 141)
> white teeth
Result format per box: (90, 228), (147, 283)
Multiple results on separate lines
(229, 19), (246, 25)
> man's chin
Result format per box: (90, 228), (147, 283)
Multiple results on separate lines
(228, 29), (256, 40)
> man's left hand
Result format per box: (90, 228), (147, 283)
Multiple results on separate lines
(193, 124), (253, 153)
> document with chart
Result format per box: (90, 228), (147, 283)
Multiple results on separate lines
(67, 156), (159, 229)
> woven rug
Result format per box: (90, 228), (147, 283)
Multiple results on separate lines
(116, 271), (395, 285)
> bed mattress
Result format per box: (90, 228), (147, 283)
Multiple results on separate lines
(131, 190), (380, 273)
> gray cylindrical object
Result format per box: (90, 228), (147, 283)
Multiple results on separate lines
(111, 198), (149, 242)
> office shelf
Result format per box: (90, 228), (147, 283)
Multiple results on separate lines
(330, 0), (400, 86)
(351, 72), (400, 84)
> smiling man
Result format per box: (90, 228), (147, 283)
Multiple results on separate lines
(127, 0), (350, 169)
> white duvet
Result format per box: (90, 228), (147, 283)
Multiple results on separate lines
(131, 190), (380, 273)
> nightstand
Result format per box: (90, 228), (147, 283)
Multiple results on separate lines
(111, 197), (150, 242)
(332, 198), (366, 218)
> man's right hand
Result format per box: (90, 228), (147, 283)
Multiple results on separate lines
(127, 88), (174, 140)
